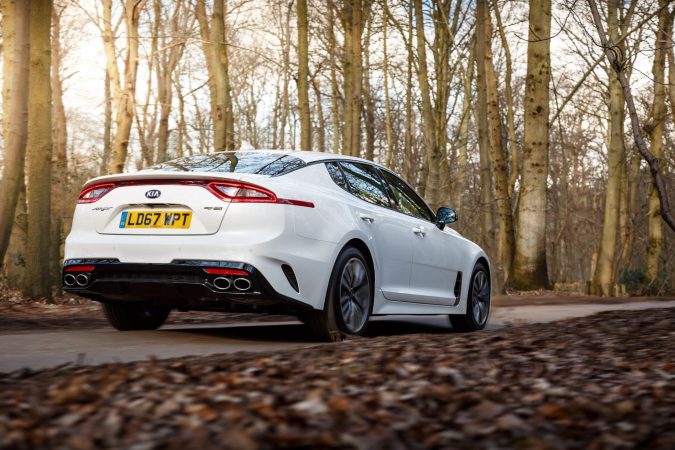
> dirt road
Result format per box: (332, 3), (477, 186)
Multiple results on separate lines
(2, 300), (674, 372)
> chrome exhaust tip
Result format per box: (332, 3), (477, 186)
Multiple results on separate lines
(64, 274), (76, 286)
(213, 277), (232, 290)
(75, 274), (89, 287)
(233, 277), (252, 291)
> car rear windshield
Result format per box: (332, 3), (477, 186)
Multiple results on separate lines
(148, 152), (306, 176)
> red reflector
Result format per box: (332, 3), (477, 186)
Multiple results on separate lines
(65, 265), (95, 272)
(281, 199), (315, 208)
(204, 268), (249, 276)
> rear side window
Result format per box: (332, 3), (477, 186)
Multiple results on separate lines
(338, 162), (391, 208)
(380, 170), (435, 222)
(325, 162), (349, 190)
(149, 152), (305, 176)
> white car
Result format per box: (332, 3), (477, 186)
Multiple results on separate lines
(64, 151), (491, 340)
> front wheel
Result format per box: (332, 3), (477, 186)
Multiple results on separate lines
(102, 302), (170, 331)
(307, 247), (373, 341)
(450, 263), (490, 332)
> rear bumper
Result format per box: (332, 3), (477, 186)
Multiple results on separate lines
(62, 259), (312, 314)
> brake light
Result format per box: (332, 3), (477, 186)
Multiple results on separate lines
(204, 268), (249, 276)
(65, 265), (95, 272)
(78, 183), (116, 204)
(207, 181), (277, 203)
(206, 182), (314, 207)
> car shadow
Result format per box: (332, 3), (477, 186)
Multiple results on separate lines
(164, 316), (464, 343)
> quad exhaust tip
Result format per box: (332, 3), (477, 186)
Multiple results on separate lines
(213, 277), (232, 290)
(233, 277), (252, 291)
(64, 274), (76, 286)
(75, 274), (90, 287)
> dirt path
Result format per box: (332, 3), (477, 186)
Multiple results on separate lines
(2, 300), (674, 373)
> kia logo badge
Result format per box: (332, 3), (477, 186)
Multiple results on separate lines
(145, 189), (161, 199)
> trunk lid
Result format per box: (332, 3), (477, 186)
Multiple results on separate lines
(86, 172), (268, 236)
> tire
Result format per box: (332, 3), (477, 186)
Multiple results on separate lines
(450, 262), (490, 332)
(308, 247), (373, 341)
(102, 302), (170, 331)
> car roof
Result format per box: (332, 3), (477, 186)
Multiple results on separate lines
(214, 149), (383, 166)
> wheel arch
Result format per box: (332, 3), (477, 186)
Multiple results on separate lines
(319, 235), (377, 310)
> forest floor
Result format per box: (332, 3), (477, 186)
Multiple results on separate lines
(1, 307), (674, 449)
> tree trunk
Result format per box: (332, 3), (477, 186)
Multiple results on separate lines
(592, 0), (626, 296)
(101, 71), (112, 174)
(341, 0), (363, 157)
(24, 0), (53, 298)
(511, 0), (551, 290)
(402, 3), (414, 182)
(196, 0), (234, 152)
(481, 0), (515, 285)
(155, 1), (187, 163)
(312, 79), (326, 152)
(645, 2), (669, 281)
(413, 0), (440, 210)
(297, 0), (311, 150)
(0, 0), (29, 267)
(362, 13), (375, 161)
(51, 4), (68, 292)
(328, 0), (340, 153)
(278, 2), (292, 149)
(455, 43), (474, 212)
(492, 0), (519, 197)
(106, 0), (146, 173)
(474, 0), (496, 258)
(383, 1), (394, 167)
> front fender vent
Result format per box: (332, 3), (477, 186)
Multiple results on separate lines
(453, 272), (463, 302)
(281, 264), (299, 292)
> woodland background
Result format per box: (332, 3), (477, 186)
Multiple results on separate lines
(0, 0), (673, 300)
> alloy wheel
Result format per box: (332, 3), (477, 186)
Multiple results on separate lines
(471, 270), (490, 325)
(339, 257), (371, 333)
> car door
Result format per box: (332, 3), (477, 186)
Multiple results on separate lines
(379, 169), (462, 306)
(330, 162), (415, 299)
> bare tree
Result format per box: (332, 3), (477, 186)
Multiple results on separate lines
(50, 3), (68, 291)
(591, 0), (636, 296)
(24, 0), (53, 298)
(297, 0), (311, 150)
(103, 0), (147, 173)
(587, 0), (674, 236)
(0, 0), (29, 267)
(510, 0), (552, 290)
(196, 0), (234, 151)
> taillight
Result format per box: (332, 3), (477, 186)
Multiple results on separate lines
(207, 181), (277, 203)
(203, 268), (249, 276)
(78, 183), (115, 204)
(65, 265), (95, 272)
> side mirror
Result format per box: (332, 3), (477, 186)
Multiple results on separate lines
(436, 207), (458, 228)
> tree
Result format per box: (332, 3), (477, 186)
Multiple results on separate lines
(155, 0), (190, 163)
(103, 0), (147, 173)
(341, 0), (364, 157)
(24, 0), (53, 298)
(0, 0), (30, 267)
(478, 0), (515, 285)
(297, 0), (311, 150)
(195, 0), (234, 151)
(591, 0), (635, 296)
(644, 0), (669, 282)
(412, 0), (439, 209)
(510, 0), (552, 290)
(51, 3), (68, 290)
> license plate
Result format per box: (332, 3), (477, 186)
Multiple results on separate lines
(119, 211), (192, 229)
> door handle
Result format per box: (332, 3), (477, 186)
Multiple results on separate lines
(359, 214), (375, 223)
(412, 226), (426, 237)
